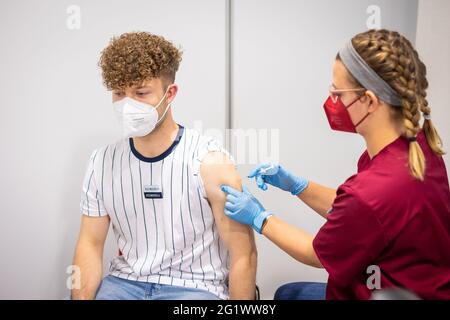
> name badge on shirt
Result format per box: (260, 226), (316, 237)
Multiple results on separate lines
(144, 185), (163, 199)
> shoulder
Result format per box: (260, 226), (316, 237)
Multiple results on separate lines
(330, 183), (374, 217)
(341, 168), (408, 203)
(182, 128), (234, 164)
(344, 136), (416, 199)
(337, 157), (423, 227)
(184, 128), (226, 155)
(87, 138), (129, 169)
(182, 129), (240, 196)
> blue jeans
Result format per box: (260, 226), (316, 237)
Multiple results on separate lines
(95, 275), (222, 300)
(274, 282), (326, 300)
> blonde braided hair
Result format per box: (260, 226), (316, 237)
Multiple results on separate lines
(349, 30), (445, 181)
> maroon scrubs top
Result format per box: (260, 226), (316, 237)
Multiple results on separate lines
(313, 131), (450, 300)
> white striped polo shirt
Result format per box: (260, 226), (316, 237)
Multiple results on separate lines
(80, 126), (231, 299)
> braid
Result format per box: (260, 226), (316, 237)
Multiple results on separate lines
(350, 30), (445, 181)
(412, 50), (445, 156)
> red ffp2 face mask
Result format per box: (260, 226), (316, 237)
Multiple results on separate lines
(323, 95), (370, 133)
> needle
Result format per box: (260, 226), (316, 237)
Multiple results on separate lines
(259, 164), (276, 175)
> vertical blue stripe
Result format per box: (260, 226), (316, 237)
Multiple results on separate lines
(137, 159), (150, 277)
(186, 170), (195, 277)
(177, 133), (188, 278)
(85, 170), (94, 217)
(168, 152), (175, 278)
(187, 133), (201, 280)
(84, 150), (98, 216)
(120, 149), (134, 267)
(197, 187), (208, 282)
(213, 221), (224, 278)
(126, 151), (143, 277)
(208, 239), (218, 281)
(148, 162), (159, 276)
(159, 158), (166, 275)
(185, 131), (195, 269)
(95, 190), (101, 216)
(187, 164), (197, 281)
(210, 221), (222, 279)
(111, 146), (126, 254)
(101, 146), (109, 201)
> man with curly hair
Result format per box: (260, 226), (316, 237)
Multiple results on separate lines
(71, 32), (257, 300)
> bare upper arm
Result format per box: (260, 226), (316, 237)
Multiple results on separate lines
(78, 215), (110, 247)
(200, 152), (256, 257)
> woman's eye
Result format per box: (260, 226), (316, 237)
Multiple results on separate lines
(137, 92), (149, 96)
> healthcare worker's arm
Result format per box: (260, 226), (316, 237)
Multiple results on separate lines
(297, 181), (337, 218)
(71, 215), (110, 300)
(201, 152), (258, 300)
(249, 163), (336, 218)
(262, 216), (322, 268)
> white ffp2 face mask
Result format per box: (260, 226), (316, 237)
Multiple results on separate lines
(113, 88), (171, 138)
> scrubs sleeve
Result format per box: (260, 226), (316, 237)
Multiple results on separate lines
(313, 185), (388, 287)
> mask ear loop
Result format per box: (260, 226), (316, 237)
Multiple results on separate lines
(155, 85), (174, 126)
(345, 91), (366, 109)
(349, 91), (372, 128)
(154, 85), (171, 110)
(354, 112), (371, 128)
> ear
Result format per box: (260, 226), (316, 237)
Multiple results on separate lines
(364, 90), (381, 112)
(166, 84), (178, 104)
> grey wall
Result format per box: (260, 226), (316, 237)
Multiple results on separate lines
(1, 0), (447, 300)
(416, 0), (450, 179)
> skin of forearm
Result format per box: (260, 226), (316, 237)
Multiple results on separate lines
(228, 251), (258, 300)
(262, 216), (323, 268)
(71, 240), (104, 300)
(297, 181), (336, 218)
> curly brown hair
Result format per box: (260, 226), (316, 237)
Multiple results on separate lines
(99, 32), (182, 91)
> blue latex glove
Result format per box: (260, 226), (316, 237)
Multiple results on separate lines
(248, 163), (309, 195)
(220, 185), (273, 234)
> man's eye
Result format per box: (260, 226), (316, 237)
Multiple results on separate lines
(137, 92), (149, 96)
